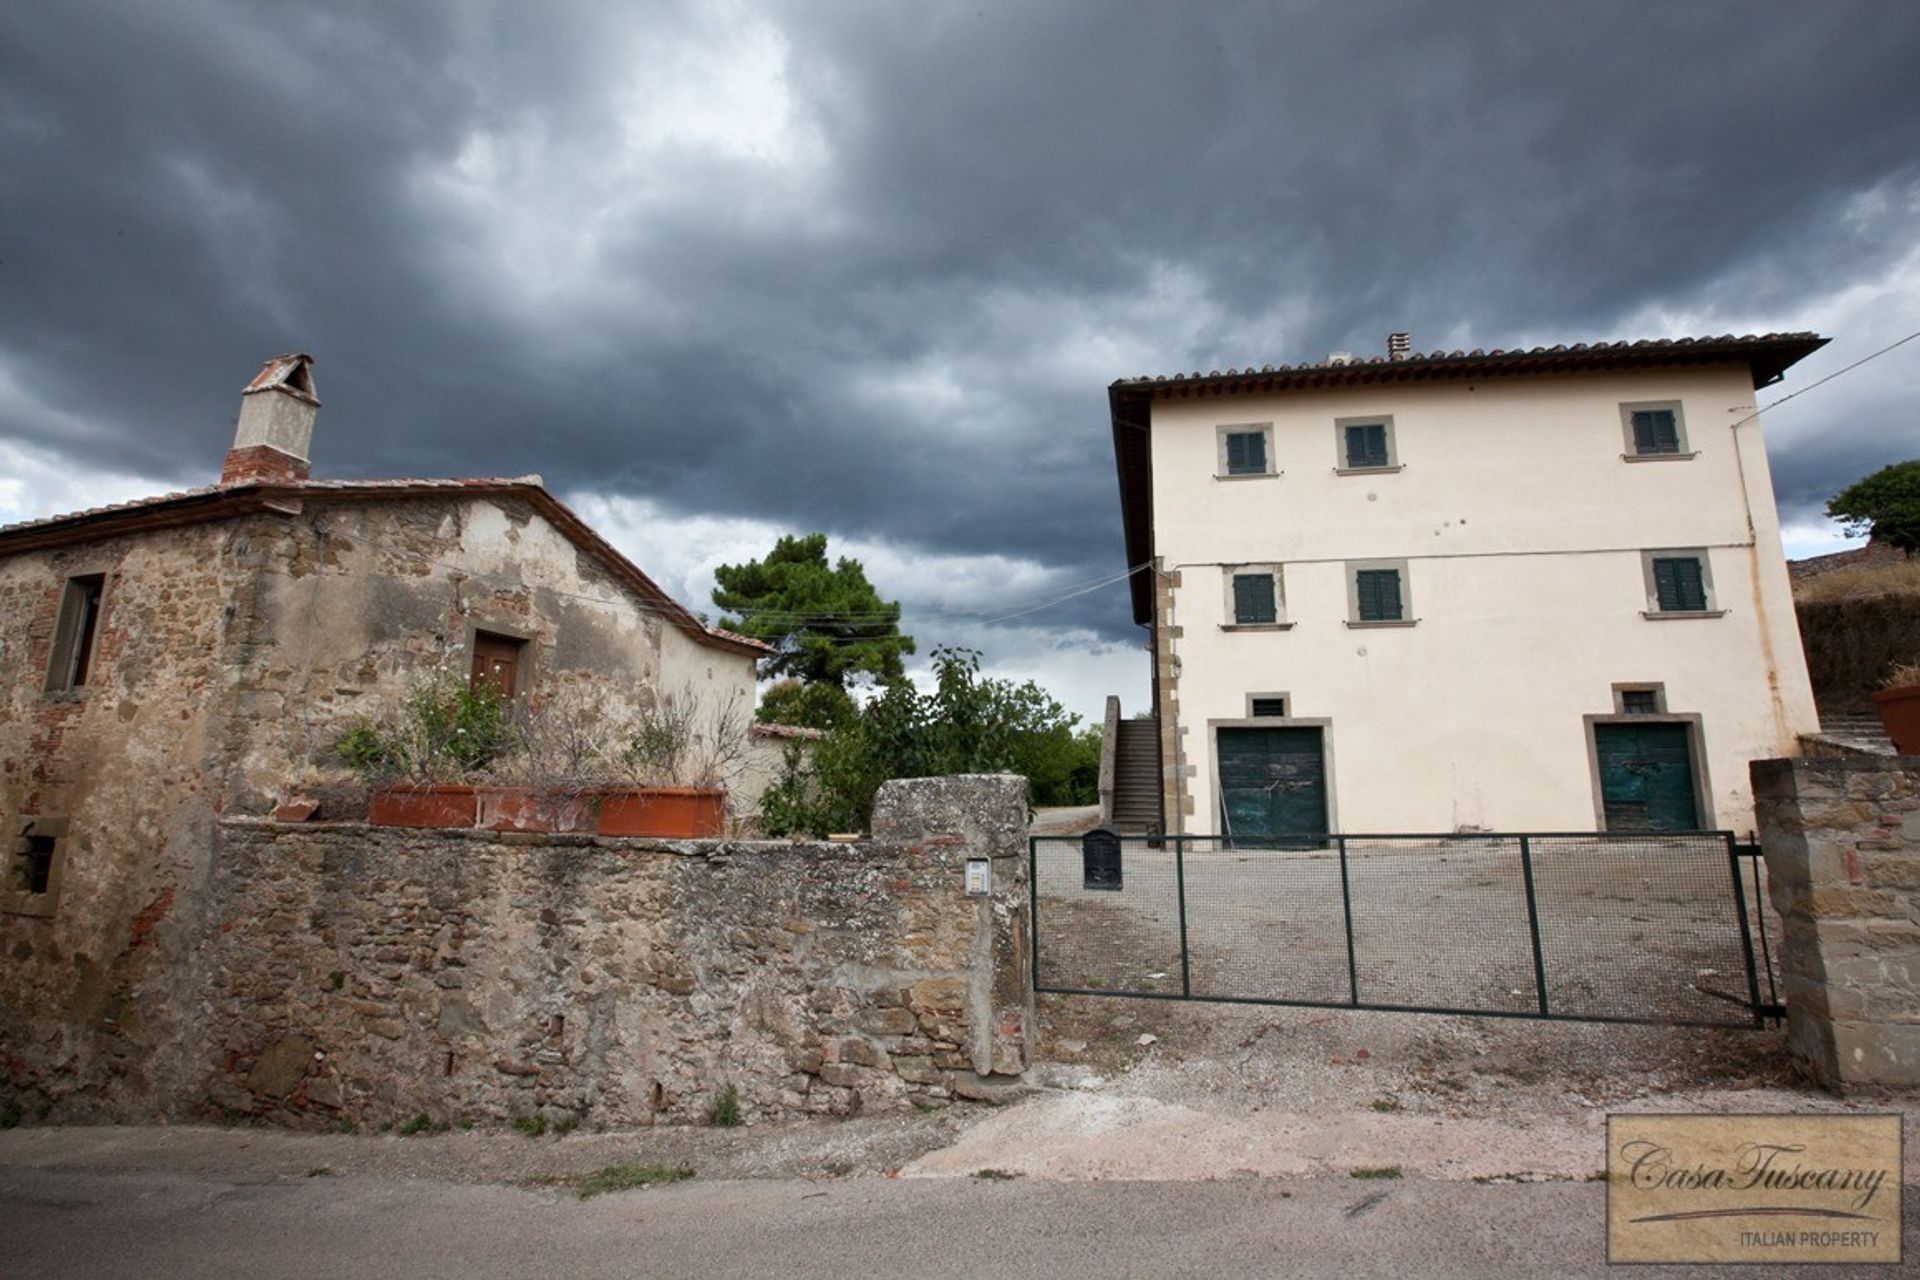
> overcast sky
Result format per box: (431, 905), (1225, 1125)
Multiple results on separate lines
(4, 1), (1918, 721)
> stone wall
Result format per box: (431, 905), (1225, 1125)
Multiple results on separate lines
(0, 521), (246, 1119)
(1751, 755), (1920, 1088)
(1794, 592), (1920, 716)
(1, 492), (765, 1122)
(199, 775), (1032, 1130)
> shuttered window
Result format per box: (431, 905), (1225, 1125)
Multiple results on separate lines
(1232, 573), (1277, 624)
(44, 574), (106, 693)
(1355, 568), (1403, 622)
(1249, 696), (1288, 717)
(1652, 556), (1707, 612)
(1631, 409), (1680, 455)
(1224, 430), (1267, 475)
(1345, 423), (1390, 468)
(1621, 689), (1660, 714)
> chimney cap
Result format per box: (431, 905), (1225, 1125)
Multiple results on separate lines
(1387, 332), (1412, 361)
(243, 352), (319, 405)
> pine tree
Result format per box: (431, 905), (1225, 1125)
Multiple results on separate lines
(711, 533), (915, 687)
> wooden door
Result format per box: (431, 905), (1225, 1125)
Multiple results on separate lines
(1595, 722), (1699, 832)
(470, 632), (522, 698)
(1218, 726), (1327, 846)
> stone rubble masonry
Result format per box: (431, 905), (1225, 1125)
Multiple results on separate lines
(0, 492), (761, 1122)
(200, 775), (1033, 1130)
(1752, 754), (1920, 1089)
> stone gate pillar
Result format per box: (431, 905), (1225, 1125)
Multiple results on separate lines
(1752, 755), (1920, 1089)
(871, 774), (1034, 1080)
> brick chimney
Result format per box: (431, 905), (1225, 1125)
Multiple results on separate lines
(221, 353), (318, 484)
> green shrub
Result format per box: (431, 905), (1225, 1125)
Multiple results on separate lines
(572, 1162), (694, 1199)
(333, 673), (509, 783)
(707, 1084), (741, 1128)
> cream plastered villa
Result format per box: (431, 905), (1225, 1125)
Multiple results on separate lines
(1106, 332), (1827, 839)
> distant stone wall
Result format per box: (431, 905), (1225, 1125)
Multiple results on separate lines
(1752, 756), (1920, 1089)
(198, 775), (1032, 1130)
(1794, 592), (1920, 716)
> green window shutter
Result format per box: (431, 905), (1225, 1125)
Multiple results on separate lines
(1355, 568), (1403, 621)
(1632, 410), (1679, 455)
(1232, 573), (1276, 624)
(1225, 431), (1266, 475)
(1345, 423), (1388, 468)
(1250, 696), (1288, 717)
(1653, 557), (1706, 612)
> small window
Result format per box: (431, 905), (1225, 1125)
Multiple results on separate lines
(1348, 562), (1409, 624)
(22, 836), (54, 895)
(1232, 573), (1277, 624)
(1620, 689), (1660, 715)
(44, 574), (106, 693)
(5, 816), (66, 917)
(1335, 415), (1398, 472)
(1249, 696), (1288, 718)
(470, 631), (527, 697)
(1644, 552), (1716, 615)
(1216, 423), (1274, 478)
(1620, 401), (1691, 459)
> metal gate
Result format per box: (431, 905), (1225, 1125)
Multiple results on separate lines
(1030, 830), (1781, 1028)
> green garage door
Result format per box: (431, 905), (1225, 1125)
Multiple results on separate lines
(1218, 726), (1327, 846)
(1594, 722), (1700, 832)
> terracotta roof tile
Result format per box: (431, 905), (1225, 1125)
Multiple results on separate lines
(1113, 332), (1826, 392)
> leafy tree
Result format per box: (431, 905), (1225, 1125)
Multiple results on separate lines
(757, 647), (1098, 837)
(755, 678), (858, 731)
(712, 533), (915, 687)
(1827, 460), (1920, 553)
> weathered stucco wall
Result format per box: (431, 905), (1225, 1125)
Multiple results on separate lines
(1753, 755), (1920, 1089)
(0, 523), (245, 1118)
(198, 776), (1031, 1129)
(226, 496), (757, 816)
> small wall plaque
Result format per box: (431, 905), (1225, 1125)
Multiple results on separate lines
(964, 859), (991, 897)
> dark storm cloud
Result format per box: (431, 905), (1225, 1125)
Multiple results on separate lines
(4, 0), (1919, 649)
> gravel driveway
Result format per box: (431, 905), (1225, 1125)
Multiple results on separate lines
(1033, 835), (1771, 1025)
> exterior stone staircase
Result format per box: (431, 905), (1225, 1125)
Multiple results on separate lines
(1107, 713), (1162, 833)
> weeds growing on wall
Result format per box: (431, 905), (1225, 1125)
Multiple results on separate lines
(333, 671), (748, 793)
(334, 673), (508, 782)
(707, 1083), (742, 1127)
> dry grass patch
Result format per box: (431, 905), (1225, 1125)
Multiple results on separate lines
(1792, 556), (1920, 604)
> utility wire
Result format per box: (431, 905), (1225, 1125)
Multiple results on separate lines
(272, 329), (1919, 636)
(1738, 326), (1920, 428)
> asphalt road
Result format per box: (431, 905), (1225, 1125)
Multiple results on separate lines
(5, 1164), (1912, 1279)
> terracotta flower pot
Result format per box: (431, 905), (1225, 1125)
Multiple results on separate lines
(595, 787), (726, 838)
(1870, 684), (1920, 755)
(368, 784), (477, 828)
(475, 786), (597, 833)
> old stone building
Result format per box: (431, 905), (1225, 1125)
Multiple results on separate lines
(0, 354), (772, 1117)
